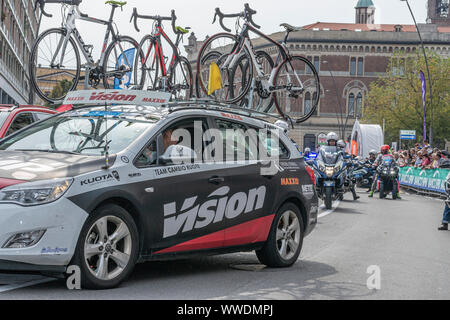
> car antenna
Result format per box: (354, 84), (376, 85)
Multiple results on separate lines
(102, 103), (110, 170)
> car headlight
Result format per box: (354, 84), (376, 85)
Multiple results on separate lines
(0, 178), (73, 206)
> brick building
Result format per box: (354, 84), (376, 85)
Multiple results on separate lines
(186, 0), (450, 152)
(0, 0), (39, 105)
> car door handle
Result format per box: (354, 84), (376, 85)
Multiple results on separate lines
(208, 176), (224, 185)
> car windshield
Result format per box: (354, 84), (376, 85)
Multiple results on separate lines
(0, 109), (157, 156)
(0, 111), (8, 128)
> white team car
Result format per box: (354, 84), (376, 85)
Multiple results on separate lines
(0, 91), (318, 289)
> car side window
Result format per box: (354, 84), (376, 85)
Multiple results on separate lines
(6, 112), (34, 136)
(257, 129), (290, 160)
(214, 118), (256, 162)
(135, 117), (209, 168)
(135, 140), (157, 168)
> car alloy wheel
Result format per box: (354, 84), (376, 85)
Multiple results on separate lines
(84, 215), (133, 281)
(255, 202), (304, 267)
(276, 210), (301, 261)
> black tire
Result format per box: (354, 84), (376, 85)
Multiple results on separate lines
(170, 56), (193, 101)
(379, 181), (385, 199)
(228, 52), (254, 103)
(272, 55), (320, 124)
(325, 187), (333, 210)
(195, 50), (227, 99)
(30, 28), (81, 104)
(196, 32), (239, 102)
(103, 36), (142, 90)
(134, 35), (159, 91)
(256, 202), (304, 268)
(71, 203), (139, 290)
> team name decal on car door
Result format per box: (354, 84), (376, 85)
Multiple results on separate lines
(163, 186), (267, 238)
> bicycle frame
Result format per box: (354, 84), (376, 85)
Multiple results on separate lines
(221, 22), (303, 92)
(52, 5), (130, 70)
(144, 24), (183, 78)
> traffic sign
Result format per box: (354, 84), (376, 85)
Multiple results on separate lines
(400, 130), (416, 140)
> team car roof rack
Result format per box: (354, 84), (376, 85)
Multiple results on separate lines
(61, 90), (295, 127)
(162, 99), (294, 127)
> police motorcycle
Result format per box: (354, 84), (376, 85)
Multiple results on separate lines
(376, 154), (400, 199)
(308, 146), (350, 210)
(352, 158), (376, 188)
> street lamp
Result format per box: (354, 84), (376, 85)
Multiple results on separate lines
(400, 0), (434, 145)
(322, 60), (345, 139)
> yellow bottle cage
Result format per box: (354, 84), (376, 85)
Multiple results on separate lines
(105, 1), (127, 7)
(176, 26), (190, 34)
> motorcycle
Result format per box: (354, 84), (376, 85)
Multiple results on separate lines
(307, 147), (351, 210)
(376, 156), (400, 199)
(352, 161), (375, 188)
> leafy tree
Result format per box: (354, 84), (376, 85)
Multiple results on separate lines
(363, 50), (449, 149)
(46, 79), (73, 108)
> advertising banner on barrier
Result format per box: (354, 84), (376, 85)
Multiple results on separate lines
(399, 167), (450, 194)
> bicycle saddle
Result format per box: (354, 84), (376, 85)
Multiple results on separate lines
(176, 26), (190, 34)
(280, 23), (302, 32)
(105, 0), (127, 7)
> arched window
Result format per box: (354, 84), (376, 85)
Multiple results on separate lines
(356, 92), (363, 117)
(348, 93), (355, 116)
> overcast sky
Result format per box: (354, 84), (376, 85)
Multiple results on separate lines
(38, 0), (429, 57)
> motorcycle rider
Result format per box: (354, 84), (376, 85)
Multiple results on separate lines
(369, 145), (401, 199)
(304, 147), (311, 158)
(318, 133), (359, 201)
(363, 150), (377, 192)
(337, 140), (360, 200)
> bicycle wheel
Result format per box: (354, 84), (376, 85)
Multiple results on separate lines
(272, 55), (320, 123)
(228, 52), (253, 104)
(30, 28), (80, 104)
(195, 50), (221, 99)
(50, 118), (95, 152)
(170, 56), (193, 101)
(103, 36), (142, 90)
(234, 50), (274, 112)
(196, 33), (238, 102)
(134, 35), (159, 91)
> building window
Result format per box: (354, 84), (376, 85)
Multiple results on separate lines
(357, 58), (364, 76)
(306, 56), (320, 74)
(356, 92), (363, 117)
(348, 93), (355, 116)
(350, 58), (356, 75)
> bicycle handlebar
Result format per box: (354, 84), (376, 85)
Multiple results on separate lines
(130, 8), (182, 35)
(213, 3), (260, 33)
(34, 0), (83, 18)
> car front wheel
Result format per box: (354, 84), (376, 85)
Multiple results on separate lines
(71, 203), (139, 289)
(256, 203), (304, 268)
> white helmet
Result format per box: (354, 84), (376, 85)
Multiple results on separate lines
(304, 147), (311, 153)
(369, 149), (377, 156)
(326, 132), (338, 144)
(337, 140), (346, 149)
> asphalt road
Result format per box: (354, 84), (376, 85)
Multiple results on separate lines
(1, 189), (449, 300)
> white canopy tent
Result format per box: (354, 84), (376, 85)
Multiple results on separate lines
(350, 120), (384, 158)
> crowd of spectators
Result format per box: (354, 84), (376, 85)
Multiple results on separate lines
(394, 141), (450, 169)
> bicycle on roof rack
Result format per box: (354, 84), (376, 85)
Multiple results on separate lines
(196, 3), (321, 124)
(130, 8), (193, 102)
(29, 0), (143, 104)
